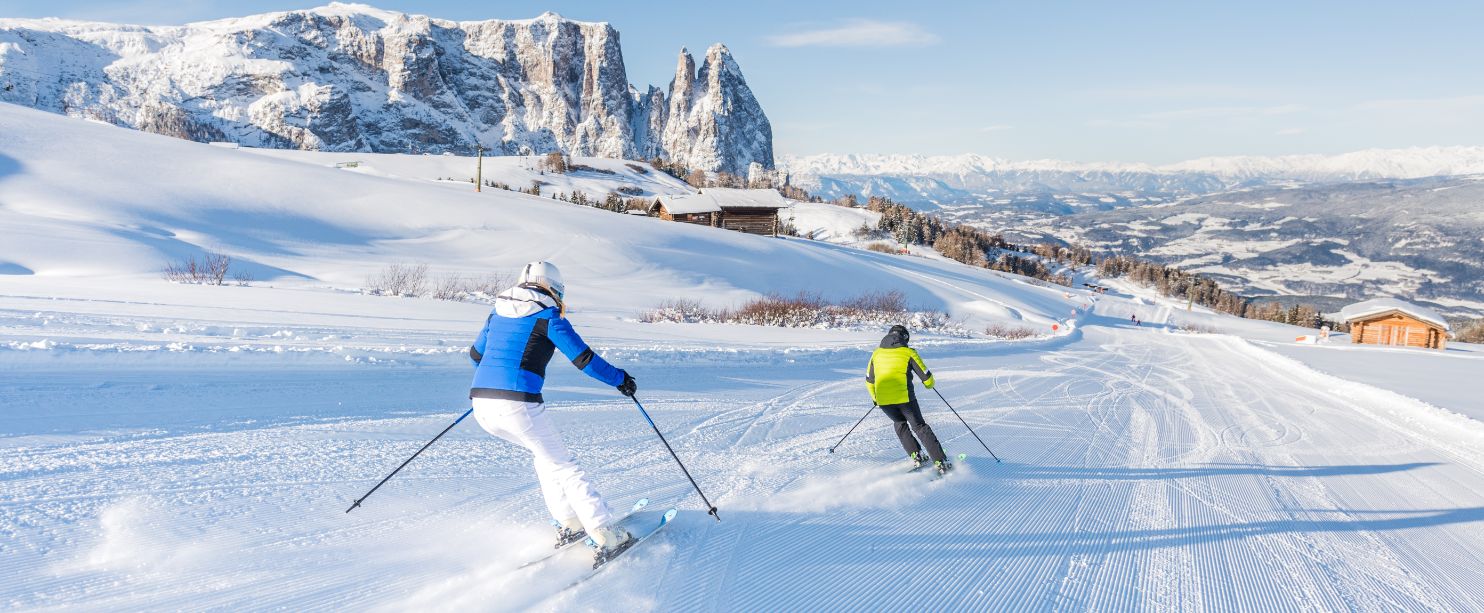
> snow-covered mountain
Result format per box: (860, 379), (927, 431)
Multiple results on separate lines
(0, 3), (773, 175)
(781, 147), (1484, 204)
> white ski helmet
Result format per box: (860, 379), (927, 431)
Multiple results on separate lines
(518, 261), (565, 302)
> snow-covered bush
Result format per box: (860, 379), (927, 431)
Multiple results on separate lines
(640, 291), (967, 335)
(984, 323), (1040, 340)
(431, 274), (467, 301)
(162, 251), (232, 285)
(233, 270), (254, 287)
(365, 263), (429, 297)
(732, 293), (831, 327)
(639, 299), (721, 324)
(396, 270), (514, 302)
(1452, 319), (1484, 343)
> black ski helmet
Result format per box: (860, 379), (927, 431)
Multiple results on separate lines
(889, 324), (910, 344)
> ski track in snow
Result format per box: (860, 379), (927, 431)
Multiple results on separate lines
(3, 327), (1484, 610)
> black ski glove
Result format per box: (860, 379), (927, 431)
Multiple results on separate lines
(618, 372), (637, 397)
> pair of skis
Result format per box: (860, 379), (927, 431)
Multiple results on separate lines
(518, 498), (678, 584)
(907, 452), (968, 478)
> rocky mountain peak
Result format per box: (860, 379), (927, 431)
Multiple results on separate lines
(0, 4), (772, 174)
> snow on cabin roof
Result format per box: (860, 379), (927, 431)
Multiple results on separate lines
(700, 188), (789, 209)
(1339, 298), (1451, 330)
(657, 193), (721, 215)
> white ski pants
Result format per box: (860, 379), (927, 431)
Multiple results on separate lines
(471, 398), (613, 533)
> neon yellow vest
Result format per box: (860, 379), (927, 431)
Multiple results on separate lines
(866, 346), (934, 405)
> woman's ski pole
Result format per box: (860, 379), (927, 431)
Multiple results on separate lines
(630, 395), (721, 522)
(828, 404), (877, 454)
(346, 408), (473, 513)
(932, 388), (1001, 463)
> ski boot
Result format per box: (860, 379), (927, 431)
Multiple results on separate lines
(910, 451), (926, 471)
(935, 459), (954, 475)
(588, 524), (636, 569)
(552, 518), (587, 548)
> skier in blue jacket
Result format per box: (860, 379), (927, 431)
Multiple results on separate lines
(468, 261), (638, 553)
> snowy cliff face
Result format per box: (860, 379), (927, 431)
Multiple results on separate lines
(0, 3), (773, 174)
(651, 45), (774, 177)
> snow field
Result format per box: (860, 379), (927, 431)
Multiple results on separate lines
(5, 327), (1484, 610)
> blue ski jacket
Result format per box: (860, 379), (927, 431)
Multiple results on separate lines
(469, 286), (626, 403)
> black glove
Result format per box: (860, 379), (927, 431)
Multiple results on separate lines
(617, 372), (637, 397)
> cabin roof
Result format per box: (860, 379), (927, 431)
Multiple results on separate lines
(701, 188), (789, 210)
(1339, 298), (1450, 330)
(656, 193), (721, 214)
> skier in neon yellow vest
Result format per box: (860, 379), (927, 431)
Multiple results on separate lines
(866, 325), (952, 474)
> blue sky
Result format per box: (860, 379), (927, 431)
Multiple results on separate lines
(5, 0), (1482, 163)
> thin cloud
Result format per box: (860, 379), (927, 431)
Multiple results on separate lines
(1275, 127), (1306, 136)
(1086, 118), (1161, 129)
(1088, 83), (1275, 101)
(767, 19), (940, 48)
(980, 125), (1013, 132)
(1088, 104), (1303, 129)
(1354, 94), (1484, 112)
(1143, 104), (1305, 121)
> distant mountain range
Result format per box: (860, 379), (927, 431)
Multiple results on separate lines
(0, 3), (773, 175)
(1025, 175), (1484, 317)
(783, 150), (1484, 318)
(781, 147), (1484, 205)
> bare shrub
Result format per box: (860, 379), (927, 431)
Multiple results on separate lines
(541, 152), (568, 174)
(640, 291), (964, 334)
(625, 163), (649, 174)
(366, 263), (430, 297)
(840, 290), (908, 315)
(467, 271), (514, 297)
(233, 269), (254, 287)
(640, 299), (724, 323)
(733, 292), (831, 327)
(163, 259), (201, 284)
(685, 169), (707, 188)
(432, 274), (467, 301)
(162, 251), (232, 286)
(422, 271), (516, 302)
(1451, 318), (1484, 344)
(985, 323), (1039, 340)
(865, 242), (899, 254)
(204, 252), (230, 285)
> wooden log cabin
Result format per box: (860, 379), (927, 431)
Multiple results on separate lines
(651, 188), (789, 236)
(1340, 298), (1451, 350)
(650, 194), (719, 227)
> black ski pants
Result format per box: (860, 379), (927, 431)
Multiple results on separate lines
(879, 400), (947, 463)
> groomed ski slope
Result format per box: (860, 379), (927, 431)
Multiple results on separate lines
(5, 323), (1484, 610)
(3, 102), (1484, 610)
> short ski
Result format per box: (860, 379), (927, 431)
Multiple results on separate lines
(565, 508), (678, 589)
(517, 498), (649, 570)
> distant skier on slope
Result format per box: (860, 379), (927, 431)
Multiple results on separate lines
(866, 325), (953, 474)
(467, 261), (639, 554)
